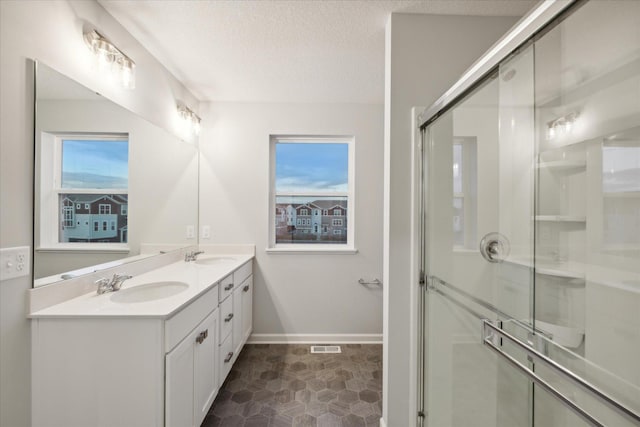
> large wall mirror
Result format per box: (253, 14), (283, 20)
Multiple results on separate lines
(33, 62), (199, 287)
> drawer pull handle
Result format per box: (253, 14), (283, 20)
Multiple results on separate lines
(224, 283), (234, 291)
(243, 285), (250, 292)
(195, 329), (208, 344)
(224, 352), (234, 363)
(224, 313), (234, 322)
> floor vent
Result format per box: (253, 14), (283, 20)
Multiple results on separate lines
(310, 345), (342, 354)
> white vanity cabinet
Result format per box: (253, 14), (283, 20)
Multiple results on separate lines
(31, 257), (254, 427)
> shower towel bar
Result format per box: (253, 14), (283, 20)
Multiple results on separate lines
(358, 278), (382, 287)
(483, 337), (604, 427)
(483, 319), (640, 426)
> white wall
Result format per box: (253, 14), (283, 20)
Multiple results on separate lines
(0, 1), (198, 425)
(199, 102), (384, 341)
(383, 13), (518, 426)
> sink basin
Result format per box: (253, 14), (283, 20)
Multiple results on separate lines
(195, 257), (236, 266)
(111, 281), (189, 303)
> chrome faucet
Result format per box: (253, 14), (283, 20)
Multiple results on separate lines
(95, 273), (133, 294)
(184, 250), (204, 262)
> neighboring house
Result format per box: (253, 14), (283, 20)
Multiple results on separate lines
(60, 194), (128, 242)
(275, 199), (347, 242)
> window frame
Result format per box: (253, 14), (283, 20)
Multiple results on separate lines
(267, 135), (357, 254)
(35, 132), (130, 252)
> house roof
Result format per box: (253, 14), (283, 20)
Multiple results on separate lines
(62, 194), (127, 205)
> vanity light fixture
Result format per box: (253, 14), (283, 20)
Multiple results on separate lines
(547, 111), (579, 140)
(84, 29), (136, 89)
(177, 105), (202, 136)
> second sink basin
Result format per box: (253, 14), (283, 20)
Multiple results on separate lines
(111, 281), (189, 303)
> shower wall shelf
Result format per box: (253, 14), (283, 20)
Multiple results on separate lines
(536, 160), (586, 171)
(534, 215), (587, 222)
(535, 266), (585, 281)
(603, 191), (640, 199)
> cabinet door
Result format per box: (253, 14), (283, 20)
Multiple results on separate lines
(232, 284), (243, 356)
(194, 309), (218, 427)
(242, 276), (253, 342)
(166, 328), (196, 427)
(167, 309), (219, 427)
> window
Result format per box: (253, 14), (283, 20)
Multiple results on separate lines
(334, 230), (342, 235)
(452, 138), (477, 249)
(270, 135), (354, 251)
(332, 219), (343, 226)
(36, 133), (129, 248)
(62, 206), (74, 228)
(99, 204), (111, 215)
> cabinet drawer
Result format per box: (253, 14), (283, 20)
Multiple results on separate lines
(234, 261), (252, 287)
(219, 295), (233, 342)
(219, 333), (234, 385)
(218, 274), (234, 303)
(165, 285), (218, 353)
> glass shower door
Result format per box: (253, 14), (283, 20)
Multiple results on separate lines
(531, 1), (640, 426)
(422, 42), (537, 427)
(421, 2), (640, 427)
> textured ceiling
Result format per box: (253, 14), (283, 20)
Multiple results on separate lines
(99, 0), (537, 104)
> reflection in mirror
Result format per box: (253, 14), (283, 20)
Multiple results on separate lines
(33, 62), (199, 287)
(602, 128), (640, 254)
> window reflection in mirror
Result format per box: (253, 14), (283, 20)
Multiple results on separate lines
(602, 130), (640, 251)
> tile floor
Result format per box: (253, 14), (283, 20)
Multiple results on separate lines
(201, 344), (382, 427)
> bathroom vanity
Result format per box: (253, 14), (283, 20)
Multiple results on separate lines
(30, 253), (253, 427)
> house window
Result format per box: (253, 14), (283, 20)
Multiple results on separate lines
(333, 230), (342, 235)
(270, 135), (354, 250)
(332, 219), (343, 226)
(62, 206), (74, 227)
(121, 205), (128, 216)
(36, 133), (129, 248)
(99, 204), (111, 215)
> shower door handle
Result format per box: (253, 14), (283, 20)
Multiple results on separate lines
(479, 232), (510, 263)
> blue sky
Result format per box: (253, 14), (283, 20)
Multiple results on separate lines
(62, 139), (128, 189)
(275, 143), (348, 193)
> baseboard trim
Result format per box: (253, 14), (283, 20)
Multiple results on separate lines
(379, 417), (387, 427)
(247, 333), (382, 344)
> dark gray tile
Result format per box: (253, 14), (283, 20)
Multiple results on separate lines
(203, 344), (382, 427)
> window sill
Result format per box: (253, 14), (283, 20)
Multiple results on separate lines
(266, 247), (358, 255)
(36, 244), (130, 254)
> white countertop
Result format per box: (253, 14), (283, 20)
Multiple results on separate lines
(30, 254), (253, 319)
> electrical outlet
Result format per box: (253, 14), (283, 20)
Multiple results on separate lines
(186, 225), (195, 239)
(1, 246), (30, 281)
(202, 225), (211, 239)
